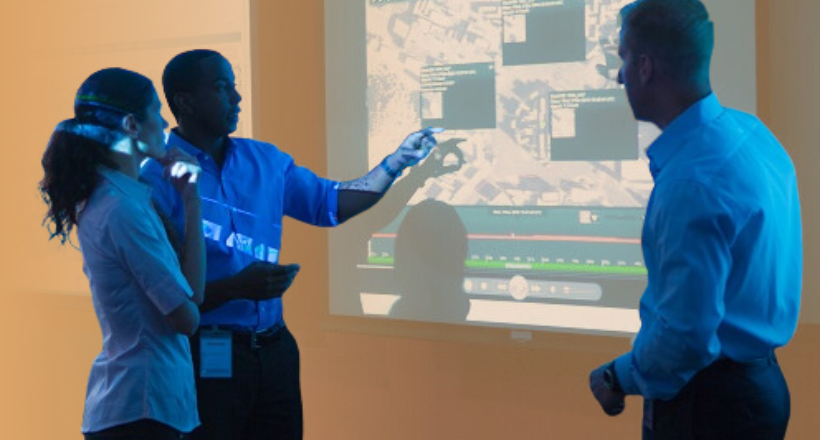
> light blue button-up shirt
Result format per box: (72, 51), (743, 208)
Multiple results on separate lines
(141, 130), (338, 330)
(79, 168), (198, 433)
(614, 94), (802, 400)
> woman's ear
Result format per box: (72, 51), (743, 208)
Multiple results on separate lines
(121, 113), (140, 139)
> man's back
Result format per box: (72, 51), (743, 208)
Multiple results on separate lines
(643, 96), (802, 366)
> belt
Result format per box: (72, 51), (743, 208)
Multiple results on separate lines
(714, 352), (777, 370)
(208, 321), (287, 350)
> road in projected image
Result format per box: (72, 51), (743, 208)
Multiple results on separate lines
(331, 0), (660, 335)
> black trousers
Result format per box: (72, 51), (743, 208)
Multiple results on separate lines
(643, 354), (790, 440)
(84, 420), (188, 440)
(190, 326), (303, 440)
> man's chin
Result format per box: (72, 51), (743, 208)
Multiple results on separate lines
(226, 122), (239, 135)
(211, 123), (238, 138)
(629, 109), (648, 123)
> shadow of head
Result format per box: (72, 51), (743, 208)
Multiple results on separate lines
(392, 199), (469, 321)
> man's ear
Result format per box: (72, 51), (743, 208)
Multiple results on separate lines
(638, 53), (654, 86)
(173, 92), (195, 116)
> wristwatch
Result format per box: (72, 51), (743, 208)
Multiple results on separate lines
(380, 156), (402, 178)
(603, 361), (623, 393)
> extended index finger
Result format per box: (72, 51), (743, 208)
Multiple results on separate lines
(269, 263), (300, 275)
(421, 127), (445, 136)
(406, 127), (444, 143)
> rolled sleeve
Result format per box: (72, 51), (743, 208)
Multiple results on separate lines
(614, 353), (640, 395)
(107, 199), (193, 316)
(283, 161), (339, 227)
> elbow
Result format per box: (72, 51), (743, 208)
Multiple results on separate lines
(181, 313), (200, 337)
(191, 286), (205, 307)
(170, 314), (199, 337)
(166, 301), (200, 336)
(335, 212), (351, 225)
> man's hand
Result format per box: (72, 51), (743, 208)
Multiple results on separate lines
(414, 138), (466, 179)
(590, 363), (626, 416)
(388, 127), (445, 171)
(232, 262), (300, 301)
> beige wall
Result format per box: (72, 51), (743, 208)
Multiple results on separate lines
(1, 0), (817, 438)
(757, 0), (820, 323)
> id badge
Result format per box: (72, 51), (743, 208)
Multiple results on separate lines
(199, 328), (232, 378)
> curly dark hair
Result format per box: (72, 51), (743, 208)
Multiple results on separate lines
(40, 68), (154, 244)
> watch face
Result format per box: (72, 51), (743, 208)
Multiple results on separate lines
(603, 368), (615, 389)
(603, 363), (623, 393)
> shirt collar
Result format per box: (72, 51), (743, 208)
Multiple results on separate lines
(99, 166), (153, 201)
(167, 129), (235, 164)
(646, 93), (724, 179)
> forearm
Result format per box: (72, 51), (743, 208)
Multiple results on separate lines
(338, 155), (399, 194)
(200, 277), (242, 312)
(337, 190), (383, 223)
(340, 167), (430, 229)
(181, 200), (206, 305)
(337, 155), (401, 222)
(336, 127), (441, 222)
(614, 317), (721, 399)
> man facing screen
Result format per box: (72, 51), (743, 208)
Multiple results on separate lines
(141, 49), (441, 440)
(588, 1), (802, 439)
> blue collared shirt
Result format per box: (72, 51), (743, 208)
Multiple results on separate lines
(614, 94), (802, 400)
(79, 168), (198, 433)
(141, 130), (339, 330)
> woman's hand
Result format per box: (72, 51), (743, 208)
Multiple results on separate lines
(161, 148), (201, 203)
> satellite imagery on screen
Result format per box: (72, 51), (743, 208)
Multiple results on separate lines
(332, 0), (667, 335)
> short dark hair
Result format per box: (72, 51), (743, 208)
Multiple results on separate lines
(620, 0), (714, 83)
(162, 49), (223, 119)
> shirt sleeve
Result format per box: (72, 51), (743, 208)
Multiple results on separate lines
(106, 198), (194, 316)
(139, 159), (185, 237)
(615, 181), (735, 400)
(282, 158), (339, 227)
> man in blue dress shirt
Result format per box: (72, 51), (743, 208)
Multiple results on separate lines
(141, 49), (442, 440)
(588, 1), (802, 439)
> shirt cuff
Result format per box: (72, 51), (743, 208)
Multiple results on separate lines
(614, 353), (641, 396)
(327, 182), (340, 226)
(147, 281), (193, 316)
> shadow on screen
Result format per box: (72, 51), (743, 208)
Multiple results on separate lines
(334, 140), (466, 316)
(390, 199), (470, 322)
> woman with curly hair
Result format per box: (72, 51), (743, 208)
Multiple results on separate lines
(40, 67), (205, 440)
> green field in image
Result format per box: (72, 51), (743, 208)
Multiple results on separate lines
(367, 257), (648, 275)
